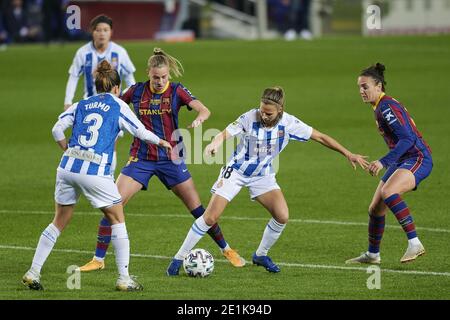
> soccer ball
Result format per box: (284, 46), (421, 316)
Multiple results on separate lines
(183, 248), (214, 277)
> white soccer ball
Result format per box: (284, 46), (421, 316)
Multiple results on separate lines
(183, 248), (214, 278)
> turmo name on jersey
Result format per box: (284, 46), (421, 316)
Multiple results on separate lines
(84, 101), (111, 112)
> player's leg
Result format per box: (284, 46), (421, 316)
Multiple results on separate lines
(79, 161), (148, 272)
(168, 165), (228, 248)
(164, 163), (245, 267)
(23, 203), (74, 290)
(100, 203), (142, 291)
(381, 169), (425, 263)
(167, 193), (230, 276)
(23, 170), (78, 290)
(252, 189), (288, 273)
(346, 181), (387, 264)
(80, 174), (142, 291)
(167, 167), (245, 275)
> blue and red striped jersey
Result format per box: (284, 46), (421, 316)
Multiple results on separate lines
(373, 93), (432, 167)
(121, 81), (195, 161)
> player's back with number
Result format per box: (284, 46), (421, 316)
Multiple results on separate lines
(61, 94), (122, 177)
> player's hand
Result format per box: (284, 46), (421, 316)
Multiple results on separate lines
(64, 104), (72, 110)
(204, 143), (218, 157)
(188, 118), (204, 129)
(346, 153), (370, 170)
(368, 160), (383, 176)
(158, 139), (172, 152)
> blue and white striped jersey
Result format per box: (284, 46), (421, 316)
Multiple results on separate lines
(65, 41), (136, 104)
(53, 93), (160, 177)
(226, 109), (313, 177)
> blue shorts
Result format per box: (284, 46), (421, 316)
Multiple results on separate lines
(121, 158), (191, 190)
(382, 155), (433, 189)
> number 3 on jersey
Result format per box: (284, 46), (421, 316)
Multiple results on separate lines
(78, 113), (103, 147)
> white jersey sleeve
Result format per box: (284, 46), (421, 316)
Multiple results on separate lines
(64, 74), (80, 105)
(65, 47), (85, 105)
(52, 103), (78, 141)
(118, 100), (160, 145)
(225, 110), (253, 137)
(286, 114), (313, 142)
(68, 48), (84, 77)
(120, 49), (136, 87)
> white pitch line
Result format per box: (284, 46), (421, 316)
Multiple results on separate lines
(1, 209), (449, 234)
(1, 244), (450, 278)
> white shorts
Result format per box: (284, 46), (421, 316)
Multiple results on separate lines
(211, 166), (280, 202)
(54, 168), (122, 208)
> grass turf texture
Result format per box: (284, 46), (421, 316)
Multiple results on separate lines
(0, 36), (449, 299)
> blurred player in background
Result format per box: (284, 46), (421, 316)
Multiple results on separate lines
(167, 86), (369, 275)
(22, 61), (172, 291)
(78, 47), (245, 272)
(64, 14), (136, 109)
(346, 63), (432, 265)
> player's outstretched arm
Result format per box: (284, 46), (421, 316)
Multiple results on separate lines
(310, 128), (369, 170)
(204, 129), (232, 157)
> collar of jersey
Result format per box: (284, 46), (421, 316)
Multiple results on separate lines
(149, 81), (170, 94)
(90, 41), (111, 58)
(372, 92), (385, 111)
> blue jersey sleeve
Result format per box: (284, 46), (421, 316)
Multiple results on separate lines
(378, 103), (415, 167)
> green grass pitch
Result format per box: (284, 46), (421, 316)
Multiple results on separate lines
(0, 35), (449, 300)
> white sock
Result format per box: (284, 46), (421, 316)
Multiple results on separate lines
(111, 223), (129, 277)
(175, 216), (211, 260)
(367, 251), (380, 258)
(256, 218), (286, 257)
(31, 223), (61, 273)
(408, 237), (421, 246)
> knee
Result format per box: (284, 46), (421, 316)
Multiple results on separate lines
(203, 214), (217, 227)
(368, 206), (385, 217)
(368, 205), (378, 216)
(277, 217), (288, 225)
(380, 186), (395, 200)
(274, 209), (289, 225)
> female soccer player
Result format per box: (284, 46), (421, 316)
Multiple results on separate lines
(22, 61), (172, 291)
(167, 86), (369, 274)
(78, 48), (245, 272)
(346, 63), (432, 264)
(64, 14), (136, 110)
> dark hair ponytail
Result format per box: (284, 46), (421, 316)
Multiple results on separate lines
(360, 62), (387, 91)
(94, 60), (121, 93)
